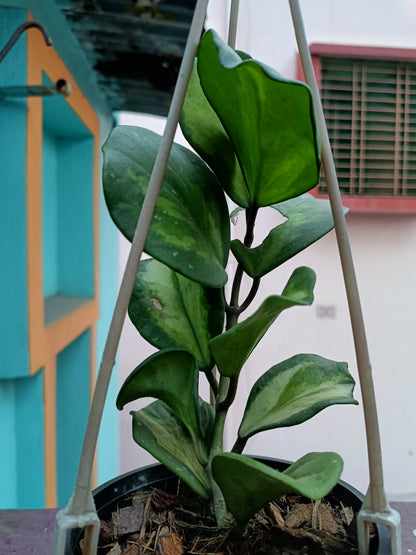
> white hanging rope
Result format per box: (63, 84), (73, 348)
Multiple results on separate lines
(288, 0), (387, 513)
(288, 1), (401, 553)
(228, 0), (240, 48)
(71, 0), (210, 513)
(53, 1), (209, 553)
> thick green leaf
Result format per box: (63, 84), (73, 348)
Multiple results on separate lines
(103, 125), (230, 287)
(180, 61), (249, 207)
(209, 267), (316, 377)
(238, 354), (358, 441)
(117, 349), (202, 445)
(212, 452), (343, 525)
(231, 194), (348, 278)
(196, 30), (320, 207)
(131, 400), (210, 499)
(128, 258), (224, 371)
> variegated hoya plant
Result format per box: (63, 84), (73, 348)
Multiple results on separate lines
(103, 29), (358, 528)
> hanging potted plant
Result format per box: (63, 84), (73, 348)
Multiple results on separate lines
(71, 29), (389, 554)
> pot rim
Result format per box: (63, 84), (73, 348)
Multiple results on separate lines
(92, 455), (366, 508)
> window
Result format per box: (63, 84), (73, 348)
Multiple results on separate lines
(306, 44), (416, 212)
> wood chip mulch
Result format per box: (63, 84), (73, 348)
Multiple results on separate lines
(75, 484), (375, 554)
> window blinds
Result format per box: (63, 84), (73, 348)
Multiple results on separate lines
(319, 57), (416, 197)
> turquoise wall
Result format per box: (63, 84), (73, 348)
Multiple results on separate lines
(0, 8), (31, 507)
(56, 330), (91, 507)
(0, 380), (17, 507)
(42, 78), (94, 300)
(96, 114), (120, 486)
(0, 2), (119, 509)
(42, 125), (59, 297)
(0, 371), (46, 509)
(15, 371), (45, 508)
(22, 0), (121, 486)
(0, 8), (29, 380)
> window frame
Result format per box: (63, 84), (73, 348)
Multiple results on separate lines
(299, 43), (416, 213)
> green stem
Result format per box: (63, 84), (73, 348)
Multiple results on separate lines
(243, 204), (258, 247)
(238, 276), (260, 314)
(227, 204), (259, 329)
(218, 375), (238, 411)
(209, 204), (260, 525)
(210, 470), (233, 528)
(231, 436), (248, 454)
(204, 366), (219, 397)
(227, 264), (244, 329)
(209, 379), (231, 526)
(211, 376), (229, 451)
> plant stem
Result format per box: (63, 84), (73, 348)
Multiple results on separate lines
(243, 204), (258, 247)
(227, 204), (259, 329)
(238, 277), (260, 314)
(218, 375), (238, 410)
(208, 379), (231, 526)
(227, 264), (244, 329)
(205, 366), (219, 397)
(231, 436), (248, 454)
(209, 465), (233, 528)
(212, 377), (230, 446)
(220, 203), (260, 416)
(209, 204), (260, 525)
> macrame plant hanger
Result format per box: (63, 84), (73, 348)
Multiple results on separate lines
(53, 1), (402, 553)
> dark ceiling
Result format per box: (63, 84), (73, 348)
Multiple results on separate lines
(59, 0), (198, 116)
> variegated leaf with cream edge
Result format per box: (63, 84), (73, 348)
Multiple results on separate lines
(128, 258), (224, 371)
(131, 400), (212, 500)
(231, 194), (349, 278)
(212, 452), (343, 525)
(103, 125), (230, 288)
(209, 266), (316, 378)
(117, 349), (205, 455)
(237, 353), (358, 445)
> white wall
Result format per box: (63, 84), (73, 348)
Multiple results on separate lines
(116, 0), (416, 501)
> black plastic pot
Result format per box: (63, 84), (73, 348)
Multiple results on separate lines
(67, 457), (391, 553)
